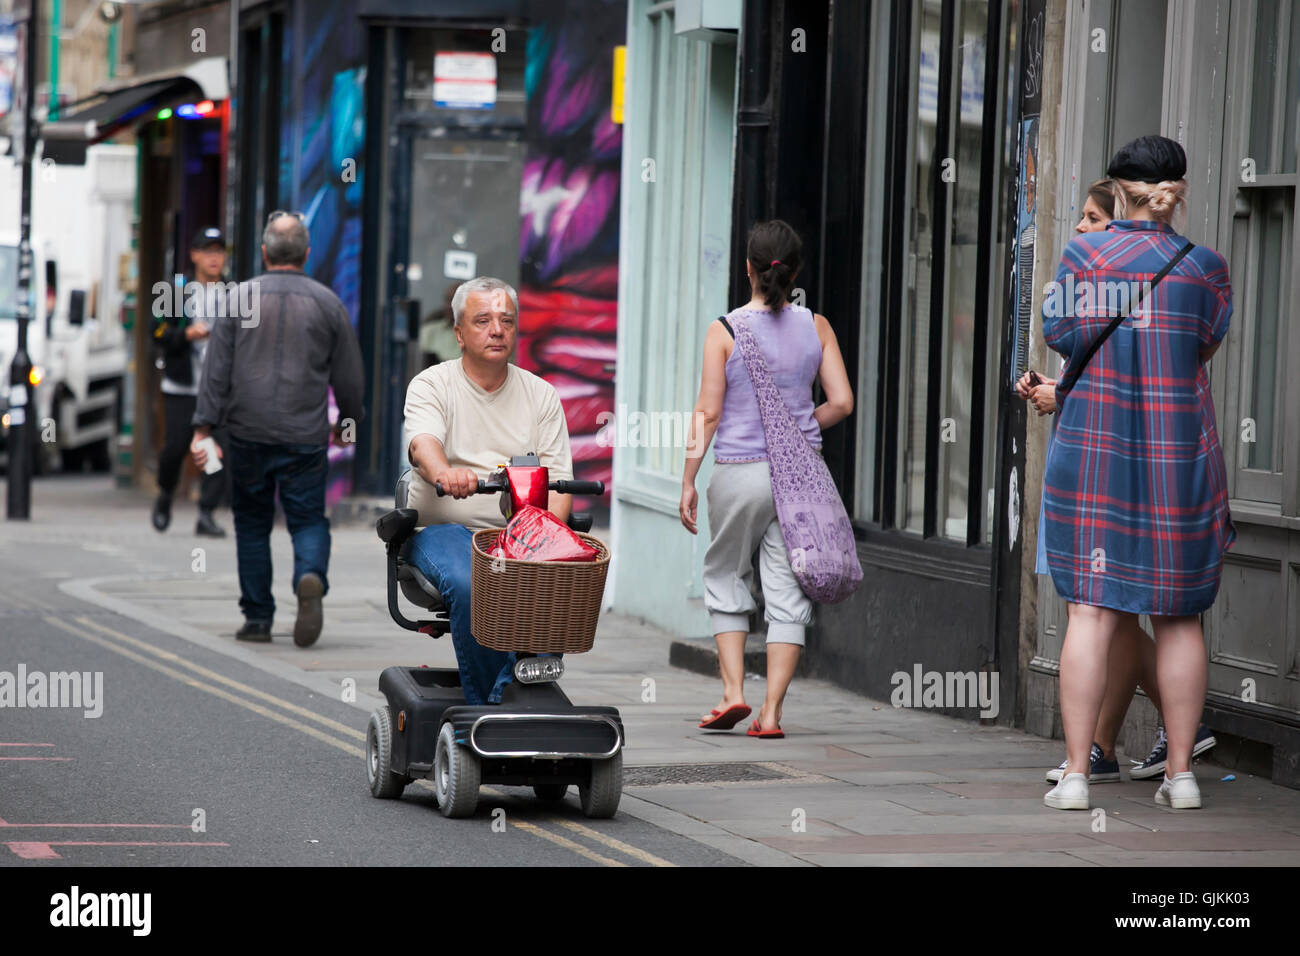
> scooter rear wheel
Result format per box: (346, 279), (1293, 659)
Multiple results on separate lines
(366, 707), (407, 799)
(434, 721), (481, 818)
(579, 751), (622, 819)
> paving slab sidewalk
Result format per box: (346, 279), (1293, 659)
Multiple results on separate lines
(17, 476), (1300, 866)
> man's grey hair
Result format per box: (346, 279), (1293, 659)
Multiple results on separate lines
(262, 217), (310, 266)
(451, 277), (519, 327)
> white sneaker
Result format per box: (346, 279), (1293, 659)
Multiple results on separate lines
(1154, 771), (1201, 809)
(1044, 772), (1089, 810)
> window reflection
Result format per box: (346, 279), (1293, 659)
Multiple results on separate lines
(898, 5), (942, 534)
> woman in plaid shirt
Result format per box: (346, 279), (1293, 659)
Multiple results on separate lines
(1041, 136), (1235, 812)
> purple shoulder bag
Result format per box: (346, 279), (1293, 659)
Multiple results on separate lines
(729, 314), (863, 604)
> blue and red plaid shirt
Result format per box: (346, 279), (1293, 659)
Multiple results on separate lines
(1042, 219), (1235, 615)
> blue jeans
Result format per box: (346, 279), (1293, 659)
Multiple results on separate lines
(407, 523), (516, 705)
(229, 437), (331, 623)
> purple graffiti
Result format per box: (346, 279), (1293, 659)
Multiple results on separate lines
(520, 158), (620, 282)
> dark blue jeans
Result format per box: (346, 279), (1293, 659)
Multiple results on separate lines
(407, 523), (515, 705)
(229, 437), (331, 623)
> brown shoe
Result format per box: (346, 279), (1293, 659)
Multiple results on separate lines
(293, 573), (324, 647)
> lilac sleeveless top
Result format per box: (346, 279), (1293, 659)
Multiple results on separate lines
(713, 305), (823, 463)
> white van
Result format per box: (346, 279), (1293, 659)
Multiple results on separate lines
(0, 145), (134, 472)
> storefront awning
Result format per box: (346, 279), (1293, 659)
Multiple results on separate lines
(41, 57), (228, 165)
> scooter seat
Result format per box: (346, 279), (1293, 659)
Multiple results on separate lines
(396, 540), (446, 611)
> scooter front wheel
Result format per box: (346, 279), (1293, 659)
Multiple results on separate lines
(434, 721), (481, 818)
(579, 751), (622, 819)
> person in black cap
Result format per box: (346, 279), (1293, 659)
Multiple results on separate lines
(1040, 134), (1234, 815)
(1106, 134), (1186, 182)
(1104, 134), (1188, 218)
(151, 226), (230, 537)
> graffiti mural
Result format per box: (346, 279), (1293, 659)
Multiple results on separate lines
(279, 0), (366, 504)
(518, 1), (626, 513)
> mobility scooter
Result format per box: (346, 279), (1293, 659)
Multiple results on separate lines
(367, 455), (624, 818)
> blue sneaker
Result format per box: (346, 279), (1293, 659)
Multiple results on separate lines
(1129, 725), (1217, 780)
(1045, 742), (1121, 783)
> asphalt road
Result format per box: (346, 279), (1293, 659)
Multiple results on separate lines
(0, 482), (741, 867)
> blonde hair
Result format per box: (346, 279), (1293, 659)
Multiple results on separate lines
(1112, 177), (1188, 224)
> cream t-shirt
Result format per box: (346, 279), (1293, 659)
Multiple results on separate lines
(404, 359), (573, 530)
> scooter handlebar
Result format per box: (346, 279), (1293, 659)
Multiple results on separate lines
(433, 478), (604, 497)
(551, 480), (605, 496)
(433, 479), (501, 497)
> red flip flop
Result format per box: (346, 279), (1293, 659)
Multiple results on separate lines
(698, 703), (751, 730)
(746, 720), (784, 739)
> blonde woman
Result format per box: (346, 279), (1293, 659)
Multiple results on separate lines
(1020, 177), (1217, 789)
(1040, 137), (1234, 811)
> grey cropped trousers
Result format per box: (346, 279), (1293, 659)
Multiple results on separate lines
(703, 460), (813, 645)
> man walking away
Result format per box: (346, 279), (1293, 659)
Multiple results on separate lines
(152, 227), (230, 537)
(190, 212), (365, 647)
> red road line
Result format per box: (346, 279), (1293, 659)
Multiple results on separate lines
(32, 841), (227, 845)
(9, 843), (58, 859)
(0, 823), (192, 829)
(6, 840), (229, 860)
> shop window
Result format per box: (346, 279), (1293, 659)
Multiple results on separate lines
(1069, 0), (1167, 198)
(389, 25), (529, 342)
(1224, 0), (1299, 508)
(861, 0), (1005, 545)
(1240, 189), (1291, 476)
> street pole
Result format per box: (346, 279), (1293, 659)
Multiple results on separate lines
(7, 0), (37, 520)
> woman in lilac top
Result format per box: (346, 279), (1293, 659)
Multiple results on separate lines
(680, 220), (855, 737)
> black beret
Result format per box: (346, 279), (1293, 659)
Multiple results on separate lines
(1107, 135), (1187, 183)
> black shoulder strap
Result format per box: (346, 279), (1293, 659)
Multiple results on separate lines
(717, 315), (734, 339)
(1058, 240), (1194, 398)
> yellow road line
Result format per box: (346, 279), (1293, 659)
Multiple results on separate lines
(479, 785), (671, 867)
(44, 617), (364, 759)
(549, 819), (676, 867)
(509, 819), (627, 866)
(420, 784), (631, 868)
(1, 590), (38, 611)
(75, 616), (365, 741)
(416, 780), (624, 866)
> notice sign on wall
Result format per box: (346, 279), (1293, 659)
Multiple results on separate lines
(444, 250), (477, 280)
(434, 52), (497, 110)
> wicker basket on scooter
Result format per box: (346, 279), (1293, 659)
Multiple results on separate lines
(469, 528), (610, 654)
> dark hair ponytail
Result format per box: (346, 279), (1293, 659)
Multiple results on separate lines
(746, 219), (803, 309)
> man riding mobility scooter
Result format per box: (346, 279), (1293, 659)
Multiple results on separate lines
(368, 454), (623, 818)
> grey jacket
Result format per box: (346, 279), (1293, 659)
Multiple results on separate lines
(193, 269), (365, 446)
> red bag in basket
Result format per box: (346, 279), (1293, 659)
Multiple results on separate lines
(495, 505), (599, 563)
